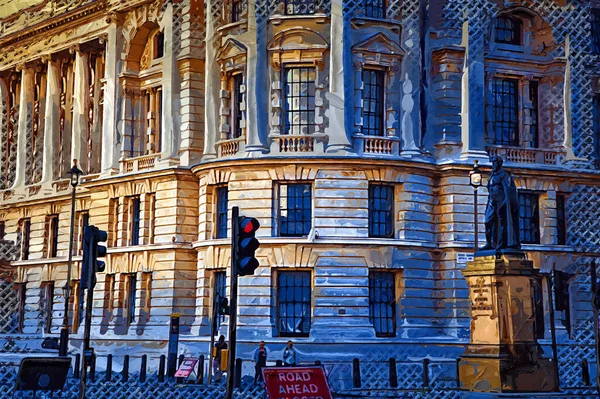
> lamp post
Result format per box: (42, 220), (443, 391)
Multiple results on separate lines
(59, 160), (83, 357)
(469, 160), (483, 250)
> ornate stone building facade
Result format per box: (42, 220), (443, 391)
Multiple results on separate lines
(0, 0), (599, 386)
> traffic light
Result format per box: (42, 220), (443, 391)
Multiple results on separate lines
(218, 297), (230, 316)
(235, 217), (260, 276)
(81, 225), (107, 291)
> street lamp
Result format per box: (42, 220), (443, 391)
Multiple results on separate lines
(59, 160), (83, 356)
(469, 160), (483, 250)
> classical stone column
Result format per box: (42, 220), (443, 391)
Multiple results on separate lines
(244, 0), (268, 154)
(40, 58), (60, 187)
(324, 0), (352, 154)
(460, 17), (487, 160)
(202, 4), (218, 160)
(101, 15), (124, 175)
(12, 66), (34, 189)
(159, 3), (180, 164)
(72, 47), (89, 172)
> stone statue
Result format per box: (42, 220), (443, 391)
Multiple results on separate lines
(480, 155), (521, 251)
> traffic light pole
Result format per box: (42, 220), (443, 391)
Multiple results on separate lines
(225, 207), (239, 399)
(59, 184), (77, 356)
(78, 283), (94, 399)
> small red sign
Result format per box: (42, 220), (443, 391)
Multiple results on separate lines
(263, 366), (332, 399)
(174, 357), (198, 378)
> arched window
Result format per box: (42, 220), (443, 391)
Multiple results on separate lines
(494, 16), (522, 45)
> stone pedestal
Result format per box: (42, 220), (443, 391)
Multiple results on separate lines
(459, 252), (558, 393)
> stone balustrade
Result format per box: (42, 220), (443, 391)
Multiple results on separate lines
(120, 153), (160, 173)
(486, 146), (565, 166)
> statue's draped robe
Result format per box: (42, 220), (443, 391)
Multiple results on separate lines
(484, 169), (520, 250)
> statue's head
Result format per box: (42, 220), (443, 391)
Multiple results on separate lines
(490, 155), (504, 171)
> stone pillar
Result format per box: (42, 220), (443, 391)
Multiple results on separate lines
(12, 66), (34, 189)
(201, 5), (218, 160)
(460, 17), (487, 160)
(72, 47), (89, 172)
(244, 0), (268, 154)
(324, 0), (352, 154)
(40, 58), (60, 187)
(101, 15), (124, 175)
(459, 253), (558, 392)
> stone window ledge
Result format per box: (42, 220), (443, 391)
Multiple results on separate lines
(120, 153), (161, 174)
(354, 135), (400, 157)
(486, 145), (565, 166)
(268, 14), (328, 25)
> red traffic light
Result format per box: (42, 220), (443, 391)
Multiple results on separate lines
(240, 217), (260, 234)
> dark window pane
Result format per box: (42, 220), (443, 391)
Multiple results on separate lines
(519, 192), (540, 244)
(285, 0), (316, 15)
(362, 69), (385, 137)
(155, 32), (164, 59)
(131, 197), (141, 246)
(278, 183), (312, 237)
(491, 78), (519, 146)
(41, 282), (54, 334)
(213, 271), (227, 331)
(284, 68), (316, 135)
(556, 195), (567, 246)
(232, 0), (243, 22)
(49, 215), (59, 258)
(527, 81), (539, 148)
(369, 184), (394, 238)
(22, 219), (31, 261)
(495, 16), (521, 45)
(369, 271), (396, 337)
(593, 9), (600, 55)
(231, 74), (244, 139)
(128, 274), (137, 324)
(594, 95), (600, 166)
(277, 271), (311, 337)
(364, 0), (386, 18)
(216, 186), (229, 239)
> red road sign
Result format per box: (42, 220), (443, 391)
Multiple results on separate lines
(263, 366), (333, 399)
(174, 357), (198, 378)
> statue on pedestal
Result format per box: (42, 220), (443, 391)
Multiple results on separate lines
(480, 155), (521, 251)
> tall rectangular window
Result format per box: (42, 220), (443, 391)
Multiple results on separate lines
(21, 219), (31, 261)
(154, 32), (165, 59)
(369, 271), (396, 337)
(364, 0), (386, 18)
(47, 215), (59, 258)
(277, 271), (311, 337)
(70, 280), (82, 332)
(519, 192), (540, 244)
(528, 81), (539, 148)
(15, 283), (26, 334)
(593, 9), (600, 55)
(109, 198), (119, 247)
(130, 197), (141, 246)
(495, 16), (521, 45)
(369, 184), (394, 238)
(104, 274), (115, 316)
(275, 183), (312, 237)
(41, 282), (54, 334)
(230, 74), (244, 139)
(126, 274), (137, 325)
(216, 186), (229, 239)
(491, 78), (519, 146)
(284, 67), (316, 135)
(556, 195), (567, 246)
(213, 271), (227, 331)
(285, 0), (315, 15)
(362, 69), (385, 137)
(532, 280), (544, 339)
(232, 0), (243, 22)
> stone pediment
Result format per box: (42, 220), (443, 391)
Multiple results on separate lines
(268, 28), (329, 52)
(352, 33), (404, 57)
(217, 38), (247, 62)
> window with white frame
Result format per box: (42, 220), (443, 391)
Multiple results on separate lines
(274, 182), (312, 237)
(284, 67), (317, 135)
(369, 271), (396, 337)
(285, 0), (316, 15)
(276, 270), (312, 337)
(519, 192), (540, 244)
(362, 69), (386, 136)
(229, 74), (244, 140)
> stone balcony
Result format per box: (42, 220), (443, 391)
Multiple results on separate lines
(354, 135), (401, 156)
(486, 145), (565, 166)
(270, 134), (327, 154)
(120, 153), (160, 174)
(217, 137), (246, 157)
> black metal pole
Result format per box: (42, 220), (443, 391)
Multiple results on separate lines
(59, 184), (77, 356)
(225, 207), (239, 399)
(208, 287), (218, 384)
(474, 187), (478, 250)
(78, 282), (94, 399)
(591, 260), (600, 392)
(547, 268), (561, 392)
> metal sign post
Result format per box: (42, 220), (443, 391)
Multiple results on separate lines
(225, 207), (239, 399)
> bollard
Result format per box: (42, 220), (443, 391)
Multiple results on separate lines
(352, 358), (361, 388)
(90, 354), (96, 382)
(176, 355), (185, 383)
(422, 359), (430, 388)
(234, 358), (242, 388)
(455, 358), (461, 388)
(106, 354), (113, 381)
(122, 355), (129, 382)
(73, 354), (81, 379)
(582, 359), (590, 386)
(140, 355), (147, 383)
(158, 355), (166, 383)
(196, 355), (205, 384)
(389, 358), (398, 388)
